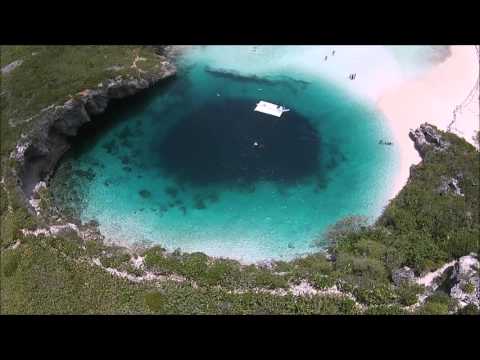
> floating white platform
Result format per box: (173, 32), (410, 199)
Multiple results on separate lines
(254, 101), (290, 117)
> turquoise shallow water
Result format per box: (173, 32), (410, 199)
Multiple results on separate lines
(51, 46), (408, 262)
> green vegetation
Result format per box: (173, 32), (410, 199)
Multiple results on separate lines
(144, 292), (165, 312)
(0, 235), (151, 314)
(456, 304), (480, 315)
(379, 131), (479, 270)
(363, 305), (408, 315)
(143, 246), (290, 289)
(1, 46), (162, 161)
(395, 283), (424, 306)
(1, 203), (37, 248)
(1, 46), (478, 314)
(2, 249), (21, 277)
(417, 292), (456, 315)
(461, 281), (475, 294)
(322, 128), (479, 286)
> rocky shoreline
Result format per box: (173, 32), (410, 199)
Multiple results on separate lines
(9, 54), (176, 213)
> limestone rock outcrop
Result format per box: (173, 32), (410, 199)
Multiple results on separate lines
(450, 253), (480, 308)
(392, 266), (415, 286)
(11, 58), (176, 206)
(1, 59), (23, 75)
(437, 174), (465, 197)
(408, 123), (450, 158)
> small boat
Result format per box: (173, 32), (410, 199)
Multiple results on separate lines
(254, 101), (290, 117)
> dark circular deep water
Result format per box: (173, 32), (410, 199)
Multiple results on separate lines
(158, 98), (320, 186)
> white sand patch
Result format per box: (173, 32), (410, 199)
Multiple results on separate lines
(231, 280), (360, 308)
(290, 280), (318, 296)
(90, 256), (187, 284)
(21, 223), (79, 237)
(377, 45), (479, 200)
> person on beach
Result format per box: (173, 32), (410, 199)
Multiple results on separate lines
(332, 50), (335, 55)
(325, 56), (328, 61)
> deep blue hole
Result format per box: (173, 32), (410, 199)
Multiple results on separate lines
(155, 98), (321, 186)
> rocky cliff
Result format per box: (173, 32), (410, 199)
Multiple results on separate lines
(10, 59), (176, 209)
(408, 123), (450, 158)
(450, 253), (480, 308)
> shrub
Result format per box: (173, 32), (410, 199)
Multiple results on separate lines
(179, 252), (209, 279)
(352, 239), (387, 260)
(294, 295), (359, 315)
(248, 269), (289, 290)
(318, 215), (369, 248)
(1, 207), (37, 248)
(272, 260), (294, 273)
(144, 292), (165, 312)
(0, 185), (8, 216)
(419, 291), (456, 314)
(404, 234), (448, 273)
(384, 243), (408, 272)
(395, 283), (424, 306)
(46, 231), (85, 258)
(456, 304), (480, 315)
(461, 281), (476, 294)
(353, 283), (397, 306)
(199, 259), (242, 287)
(291, 253), (333, 274)
(100, 252), (131, 269)
(418, 301), (450, 315)
(309, 273), (336, 290)
(2, 251), (20, 277)
(85, 239), (107, 257)
(335, 253), (388, 282)
(143, 246), (173, 272)
(426, 291), (453, 305)
(364, 305), (407, 315)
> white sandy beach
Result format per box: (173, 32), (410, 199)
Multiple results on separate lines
(377, 45), (479, 200)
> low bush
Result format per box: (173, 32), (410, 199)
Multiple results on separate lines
(395, 283), (424, 306)
(2, 250), (21, 277)
(353, 282), (397, 306)
(456, 304), (480, 315)
(144, 292), (165, 312)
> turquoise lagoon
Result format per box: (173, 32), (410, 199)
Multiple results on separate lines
(51, 46), (444, 262)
